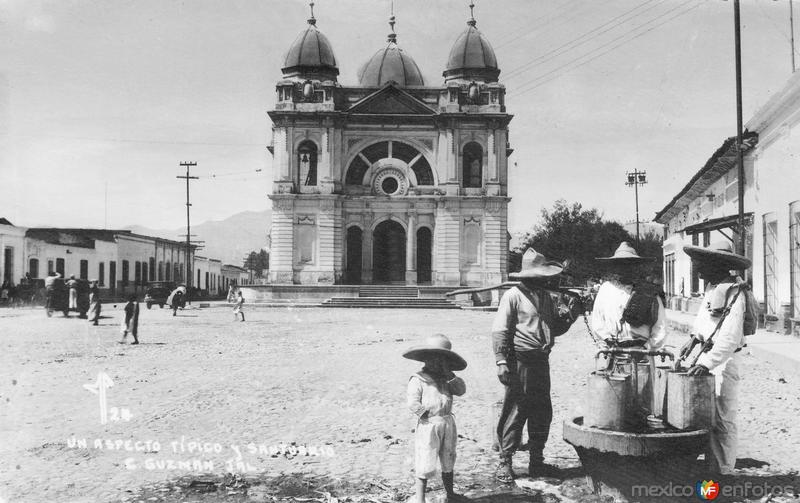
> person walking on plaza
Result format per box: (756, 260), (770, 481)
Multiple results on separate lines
(680, 241), (751, 476)
(591, 242), (666, 351)
(120, 294), (140, 344)
(492, 248), (582, 482)
(44, 272), (61, 312)
(88, 280), (101, 326)
(404, 334), (467, 503)
(66, 274), (79, 310)
(233, 291), (245, 322)
(167, 286), (185, 317)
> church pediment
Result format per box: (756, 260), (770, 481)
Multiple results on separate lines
(347, 84), (435, 115)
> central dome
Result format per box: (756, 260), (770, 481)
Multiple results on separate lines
(358, 34), (425, 87)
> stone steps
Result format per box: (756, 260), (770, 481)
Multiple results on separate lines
(321, 297), (461, 309)
(358, 286), (420, 298)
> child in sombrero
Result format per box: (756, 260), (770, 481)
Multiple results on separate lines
(404, 334), (467, 503)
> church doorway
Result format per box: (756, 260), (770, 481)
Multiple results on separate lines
(416, 227), (432, 284)
(373, 220), (406, 283)
(345, 227), (363, 284)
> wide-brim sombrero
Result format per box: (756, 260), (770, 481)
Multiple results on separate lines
(595, 241), (654, 263)
(402, 334), (467, 371)
(509, 248), (564, 279)
(683, 241), (751, 270)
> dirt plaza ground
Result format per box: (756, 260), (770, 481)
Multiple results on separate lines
(1, 305), (799, 503)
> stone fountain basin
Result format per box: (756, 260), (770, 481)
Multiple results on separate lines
(563, 416), (708, 457)
(563, 416), (709, 499)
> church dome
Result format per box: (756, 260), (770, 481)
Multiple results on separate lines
(282, 17), (339, 81)
(444, 15), (499, 82)
(358, 33), (425, 87)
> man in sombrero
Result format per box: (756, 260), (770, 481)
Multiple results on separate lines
(492, 248), (582, 482)
(591, 241), (666, 351)
(681, 241), (752, 476)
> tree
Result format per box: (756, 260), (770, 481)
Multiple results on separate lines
(243, 250), (269, 278)
(516, 200), (662, 285)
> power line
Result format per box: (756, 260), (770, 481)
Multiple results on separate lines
(494, 0), (586, 49)
(503, 0), (665, 81)
(0, 132), (264, 147)
(510, 0), (704, 97)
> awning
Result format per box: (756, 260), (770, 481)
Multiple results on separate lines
(681, 212), (753, 235)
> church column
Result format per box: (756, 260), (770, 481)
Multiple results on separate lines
(434, 198), (461, 285)
(486, 126), (502, 196)
(319, 126), (335, 194)
(446, 128), (459, 196)
(362, 216), (373, 284)
(483, 199), (508, 284)
(317, 197), (337, 284)
(405, 212), (417, 284)
(268, 196), (295, 284)
(272, 127), (293, 194)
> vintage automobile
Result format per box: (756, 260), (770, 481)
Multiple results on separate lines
(46, 278), (90, 318)
(144, 281), (176, 309)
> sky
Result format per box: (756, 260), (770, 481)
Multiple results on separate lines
(0, 0), (796, 237)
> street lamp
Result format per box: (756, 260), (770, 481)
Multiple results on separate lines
(625, 170), (647, 247)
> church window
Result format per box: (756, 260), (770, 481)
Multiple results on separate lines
(392, 142), (418, 163)
(463, 224), (481, 265)
(296, 224), (316, 264)
(462, 142), (483, 188)
(346, 156), (370, 185)
(345, 140), (434, 186)
(362, 141), (389, 162)
(297, 141), (318, 186)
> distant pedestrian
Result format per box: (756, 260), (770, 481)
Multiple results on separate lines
(233, 291), (245, 321)
(0, 281), (9, 305)
(167, 286), (186, 317)
(120, 295), (140, 344)
(404, 334), (467, 503)
(44, 272), (62, 313)
(66, 274), (79, 310)
(227, 284), (236, 303)
(88, 280), (101, 326)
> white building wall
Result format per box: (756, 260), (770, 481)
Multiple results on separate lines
(0, 224), (26, 284)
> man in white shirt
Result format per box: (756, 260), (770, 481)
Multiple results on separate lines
(681, 241), (751, 476)
(591, 242), (666, 352)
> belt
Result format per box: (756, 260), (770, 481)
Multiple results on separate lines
(734, 344), (746, 353)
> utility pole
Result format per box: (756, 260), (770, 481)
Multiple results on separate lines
(733, 0), (746, 257)
(177, 162), (198, 303)
(625, 170), (647, 248)
(790, 0), (796, 72)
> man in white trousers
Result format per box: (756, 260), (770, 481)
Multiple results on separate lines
(682, 241), (751, 476)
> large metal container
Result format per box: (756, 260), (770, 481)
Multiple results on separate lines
(584, 371), (630, 430)
(666, 371), (715, 430)
(651, 365), (672, 417)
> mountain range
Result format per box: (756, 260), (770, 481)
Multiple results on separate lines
(128, 210), (271, 266)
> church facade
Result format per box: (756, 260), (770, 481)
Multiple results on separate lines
(267, 6), (512, 286)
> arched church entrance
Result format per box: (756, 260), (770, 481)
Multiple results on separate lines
(373, 220), (406, 284)
(416, 227), (432, 284)
(345, 227), (363, 284)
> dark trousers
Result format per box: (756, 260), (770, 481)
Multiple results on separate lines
(496, 351), (552, 464)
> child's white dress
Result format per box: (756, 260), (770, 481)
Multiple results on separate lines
(407, 370), (466, 479)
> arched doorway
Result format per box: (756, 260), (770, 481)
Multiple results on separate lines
(417, 227), (432, 284)
(373, 220), (406, 283)
(345, 227), (363, 284)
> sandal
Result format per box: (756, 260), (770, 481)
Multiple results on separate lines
(495, 459), (515, 483)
